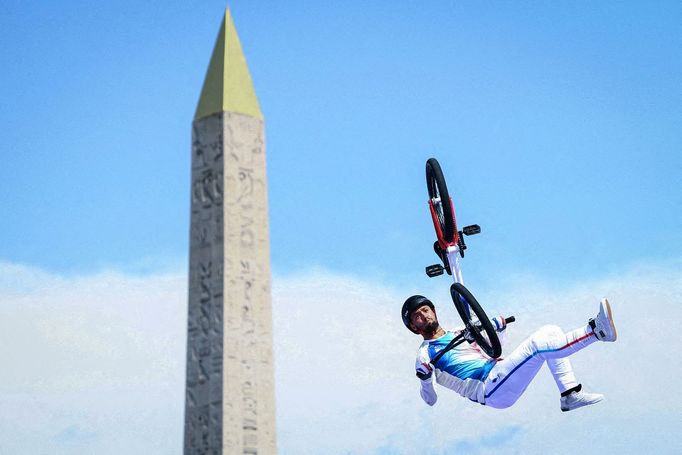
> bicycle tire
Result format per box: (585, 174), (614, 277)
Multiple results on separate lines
(450, 282), (502, 358)
(426, 158), (456, 243)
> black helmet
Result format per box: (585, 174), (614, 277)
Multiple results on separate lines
(402, 295), (434, 333)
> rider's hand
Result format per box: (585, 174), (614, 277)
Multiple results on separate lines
(491, 315), (507, 332)
(416, 362), (433, 381)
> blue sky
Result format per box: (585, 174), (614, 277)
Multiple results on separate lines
(1, 1), (681, 454)
(2, 0), (680, 284)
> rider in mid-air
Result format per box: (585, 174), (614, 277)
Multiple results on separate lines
(402, 296), (617, 411)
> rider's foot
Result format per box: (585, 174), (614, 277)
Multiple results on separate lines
(560, 391), (604, 412)
(589, 298), (617, 342)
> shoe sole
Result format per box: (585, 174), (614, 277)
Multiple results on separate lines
(601, 298), (617, 342)
(561, 396), (604, 412)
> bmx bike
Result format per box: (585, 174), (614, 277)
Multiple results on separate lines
(424, 158), (514, 361)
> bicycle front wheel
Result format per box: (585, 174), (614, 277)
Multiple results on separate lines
(450, 282), (502, 359)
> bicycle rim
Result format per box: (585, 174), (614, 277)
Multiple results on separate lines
(426, 158), (456, 243)
(450, 282), (502, 358)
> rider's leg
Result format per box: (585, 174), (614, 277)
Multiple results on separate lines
(483, 324), (596, 408)
(547, 358), (579, 394)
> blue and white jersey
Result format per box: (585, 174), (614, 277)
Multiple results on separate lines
(416, 328), (497, 403)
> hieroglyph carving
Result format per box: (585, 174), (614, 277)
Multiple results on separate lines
(185, 112), (276, 455)
(186, 113), (225, 455)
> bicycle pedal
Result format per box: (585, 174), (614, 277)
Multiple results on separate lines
(463, 224), (481, 236)
(426, 264), (444, 277)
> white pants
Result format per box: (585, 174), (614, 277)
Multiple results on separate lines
(483, 324), (596, 408)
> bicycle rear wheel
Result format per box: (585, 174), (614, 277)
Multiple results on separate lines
(426, 158), (456, 244)
(450, 282), (502, 358)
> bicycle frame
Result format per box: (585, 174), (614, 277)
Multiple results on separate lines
(428, 197), (465, 285)
(429, 197), (470, 318)
(445, 246), (464, 285)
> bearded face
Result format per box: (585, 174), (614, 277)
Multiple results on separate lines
(409, 304), (440, 336)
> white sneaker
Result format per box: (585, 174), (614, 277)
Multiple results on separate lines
(560, 391), (604, 412)
(590, 298), (617, 342)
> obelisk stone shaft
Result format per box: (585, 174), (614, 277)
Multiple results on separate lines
(184, 8), (276, 455)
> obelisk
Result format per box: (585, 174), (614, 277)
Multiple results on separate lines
(184, 8), (276, 454)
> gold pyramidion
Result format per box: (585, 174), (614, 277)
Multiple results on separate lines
(194, 8), (262, 120)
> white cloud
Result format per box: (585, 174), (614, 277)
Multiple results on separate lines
(0, 260), (680, 454)
(0, 263), (187, 455)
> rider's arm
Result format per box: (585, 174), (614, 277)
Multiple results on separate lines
(415, 348), (437, 406)
(420, 377), (437, 406)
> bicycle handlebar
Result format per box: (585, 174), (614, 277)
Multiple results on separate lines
(505, 316), (516, 324)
